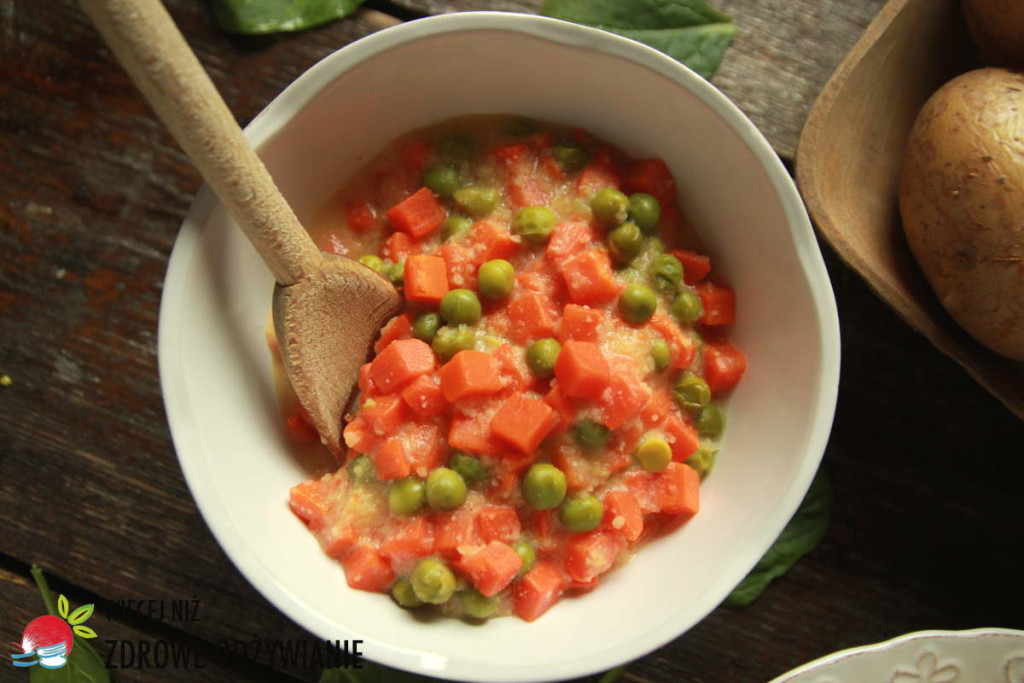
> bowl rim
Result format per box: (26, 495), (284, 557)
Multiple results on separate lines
(158, 11), (841, 681)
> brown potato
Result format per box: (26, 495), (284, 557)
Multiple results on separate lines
(899, 67), (1024, 360)
(963, 0), (1024, 67)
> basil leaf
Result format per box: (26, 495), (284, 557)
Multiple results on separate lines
(540, 0), (736, 79)
(212, 0), (366, 35)
(725, 467), (832, 607)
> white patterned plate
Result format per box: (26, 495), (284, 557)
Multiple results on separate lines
(772, 629), (1024, 683)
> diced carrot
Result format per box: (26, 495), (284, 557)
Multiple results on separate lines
(380, 517), (435, 561)
(560, 249), (622, 305)
(508, 291), (558, 344)
(438, 242), (477, 290)
(516, 258), (565, 301)
(434, 507), (482, 558)
(528, 509), (559, 552)
(543, 386), (577, 435)
(490, 392), (558, 454)
(477, 506), (522, 544)
(360, 394), (407, 436)
(559, 304), (603, 343)
(495, 343), (533, 393)
(513, 560), (566, 622)
(490, 143), (528, 166)
(405, 423), (446, 477)
(400, 375), (448, 419)
(703, 342), (748, 393)
(655, 462), (700, 518)
(546, 221), (595, 264)
(345, 202), (378, 233)
(448, 411), (500, 455)
(554, 340), (611, 398)
(372, 437), (411, 480)
(284, 410), (319, 444)
(455, 541), (522, 597)
(323, 520), (358, 559)
(400, 141), (433, 174)
(576, 166), (621, 197)
(649, 314), (697, 369)
(696, 281), (736, 326)
(343, 544), (394, 592)
(601, 490), (644, 542)
(622, 469), (660, 513)
(552, 445), (604, 492)
(470, 220), (520, 264)
(343, 415), (380, 453)
(358, 363), (375, 396)
(403, 254), (449, 304)
(382, 230), (417, 263)
(509, 175), (551, 209)
(598, 361), (651, 429)
(374, 313), (414, 354)
(540, 154), (564, 180)
(386, 187), (446, 238)
(369, 338), (437, 393)
(623, 158), (677, 205)
(670, 248), (712, 285)
(639, 390), (672, 427)
(527, 131), (552, 149)
(289, 479), (331, 531)
(563, 531), (626, 585)
(661, 413), (701, 462)
(439, 350), (504, 402)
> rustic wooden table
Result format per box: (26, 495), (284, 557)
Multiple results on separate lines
(2, 1), (1022, 681)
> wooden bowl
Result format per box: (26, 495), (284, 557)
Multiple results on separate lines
(796, 0), (1024, 419)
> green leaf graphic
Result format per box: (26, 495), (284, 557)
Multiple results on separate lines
(57, 594), (69, 620)
(29, 567), (111, 682)
(68, 604), (95, 625)
(73, 625), (98, 639)
(540, 0), (736, 79)
(212, 0), (366, 35)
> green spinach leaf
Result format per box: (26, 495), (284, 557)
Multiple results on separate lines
(540, 0), (736, 79)
(725, 467), (832, 607)
(212, 0), (366, 35)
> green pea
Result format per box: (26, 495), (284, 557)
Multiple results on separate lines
(442, 215), (473, 241)
(574, 419), (610, 452)
(647, 236), (667, 255)
(347, 454), (375, 484)
(618, 284), (658, 324)
(389, 477), (425, 516)
(591, 188), (630, 226)
(525, 338), (561, 379)
(438, 133), (475, 160)
(423, 165), (462, 198)
(686, 447), (716, 479)
(551, 143), (590, 173)
(478, 259), (515, 300)
(673, 374), (711, 412)
(458, 589), (498, 619)
(636, 436), (672, 473)
(410, 558), (456, 605)
(672, 290), (704, 324)
(607, 222), (644, 265)
(413, 311), (442, 343)
(522, 463), (567, 511)
(513, 540), (536, 576)
(384, 261), (405, 287)
(651, 338), (671, 372)
(629, 193), (661, 234)
(391, 578), (424, 608)
(425, 467), (467, 511)
(431, 325), (475, 360)
(454, 186), (499, 217)
(698, 404), (725, 438)
(439, 288), (482, 325)
(559, 495), (604, 533)
(450, 452), (488, 485)
(649, 254), (684, 292)
(357, 254), (383, 272)
(513, 206), (558, 244)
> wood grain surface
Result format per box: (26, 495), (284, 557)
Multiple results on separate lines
(1, 1), (1021, 681)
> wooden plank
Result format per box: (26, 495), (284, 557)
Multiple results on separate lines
(382, 0), (889, 159)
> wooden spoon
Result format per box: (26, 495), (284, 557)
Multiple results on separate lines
(79, 0), (402, 451)
(796, 0), (1024, 419)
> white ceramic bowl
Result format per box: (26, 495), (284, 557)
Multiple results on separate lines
(159, 12), (840, 682)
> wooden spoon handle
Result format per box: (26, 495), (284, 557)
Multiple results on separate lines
(79, 0), (321, 287)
